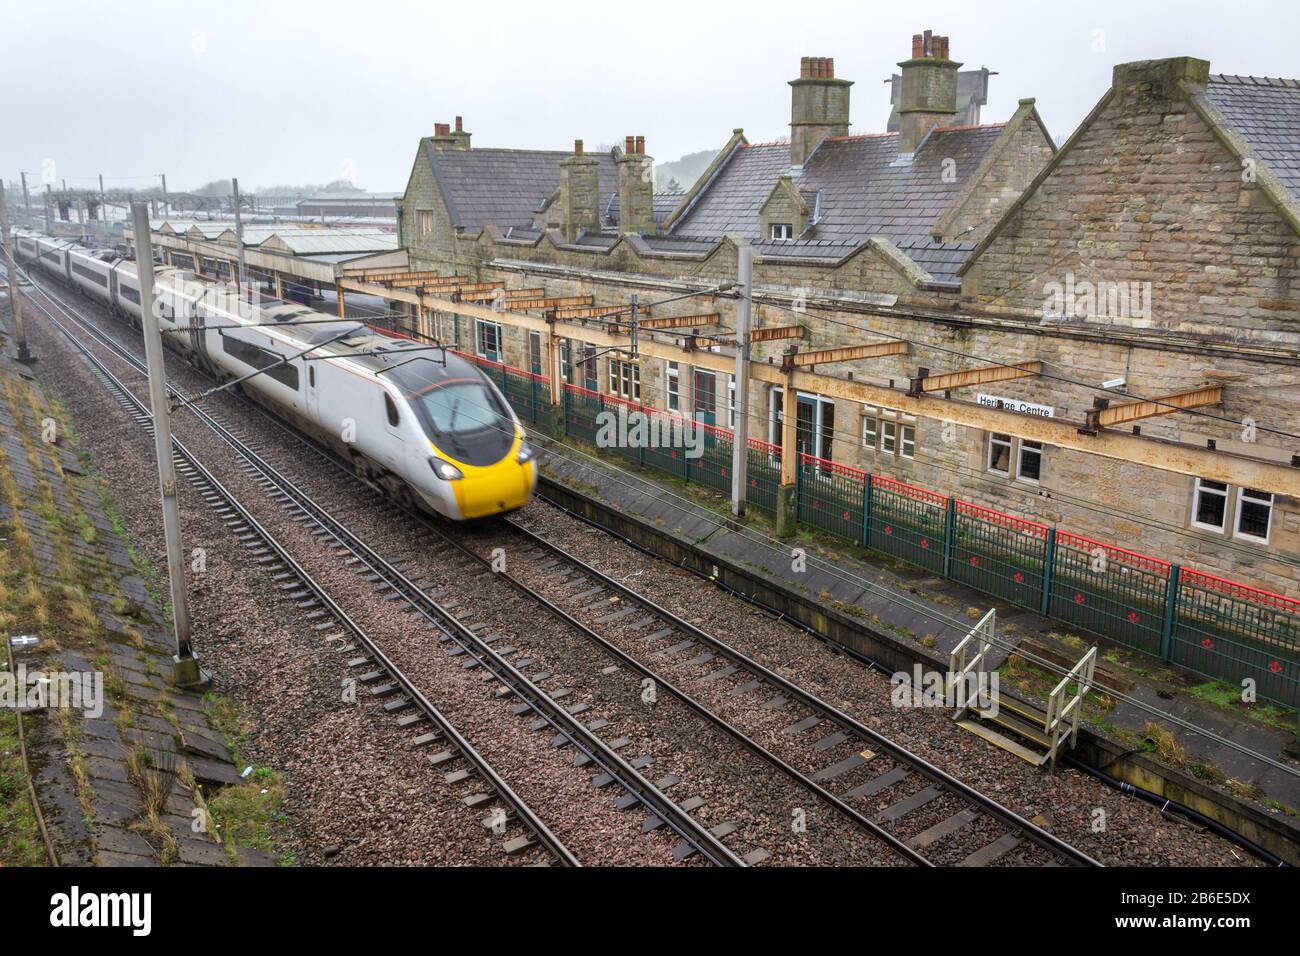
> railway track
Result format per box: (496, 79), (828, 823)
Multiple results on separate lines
(24, 264), (1100, 867)
(19, 268), (745, 867)
(16, 272), (582, 867)
(477, 517), (1102, 866)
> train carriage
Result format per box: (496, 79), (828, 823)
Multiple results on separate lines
(14, 230), (536, 521)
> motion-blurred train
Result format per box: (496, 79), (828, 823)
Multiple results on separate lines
(12, 232), (537, 519)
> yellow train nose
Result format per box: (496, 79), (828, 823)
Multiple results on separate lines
(452, 460), (535, 518)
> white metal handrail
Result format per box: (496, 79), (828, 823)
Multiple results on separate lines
(1045, 645), (1097, 768)
(948, 608), (995, 716)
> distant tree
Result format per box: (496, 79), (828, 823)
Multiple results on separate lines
(192, 180), (233, 197)
(320, 179), (366, 193)
(662, 177), (683, 192)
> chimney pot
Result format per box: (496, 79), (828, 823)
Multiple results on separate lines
(574, 139), (584, 155)
(826, 57), (834, 77)
(635, 135), (645, 154)
(801, 56), (811, 78)
(455, 115), (462, 131)
(625, 135), (635, 154)
(911, 34), (924, 58)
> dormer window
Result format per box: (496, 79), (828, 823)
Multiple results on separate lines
(770, 223), (794, 241)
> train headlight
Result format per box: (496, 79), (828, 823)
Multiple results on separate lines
(428, 457), (464, 481)
(516, 442), (536, 464)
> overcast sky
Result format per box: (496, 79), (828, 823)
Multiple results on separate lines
(3, 0), (1296, 194)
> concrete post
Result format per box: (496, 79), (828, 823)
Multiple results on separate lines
(232, 177), (248, 293)
(731, 242), (753, 517)
(0, 182), (34, 362)
(131, 203), (201, 687)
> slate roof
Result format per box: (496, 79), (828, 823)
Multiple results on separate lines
(421, 140), (619, 231)
(667, 124), (1005, 280)
(1204, 74), (1300, 201)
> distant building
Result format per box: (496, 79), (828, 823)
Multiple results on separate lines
(296, 192), (399, 220)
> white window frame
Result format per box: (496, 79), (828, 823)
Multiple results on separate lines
(862, 407), (878, 450)
(880, 420), (897, 454)
(607, 356), (640, 402)
(1190, 478), (1229, 532)
(727, 374), (736, 428)
(769, 223), (794, 241)
(900, 420), (916, 459)
(1233, 487), (1273, 544)
(1016, 439), (1043, 483)
(666, 361), (680, 412)
(987, 432), (1012, 476)
(474, 319), (502, 361)
(417, 209), (434, 239)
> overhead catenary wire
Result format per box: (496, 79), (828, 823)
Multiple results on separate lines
(223, 267), (1300, 573)
(15, 257), (1298, 780)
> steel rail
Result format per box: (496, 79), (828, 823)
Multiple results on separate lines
(505, 509), (1103, 867)
(22, 269), (739, 868)
(20, 271), (582, 868)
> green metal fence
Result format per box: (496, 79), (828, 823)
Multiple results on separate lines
(866, 474), (949, 575)
(798, 454), (867, 543)
(1048, 532), (1170, 658)
(950, 500), (1049, 612)
(746, 441), (782, 514)
(1173, 571), (1299, 707)
(552, 384), (1298, 707)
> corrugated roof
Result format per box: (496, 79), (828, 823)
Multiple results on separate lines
(263, 232), (399, 254)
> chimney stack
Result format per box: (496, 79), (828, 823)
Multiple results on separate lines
(432, 117), (472, 150)
(559, 138), (601, 241)
(897, 31), (961, 154)
(789, 56), (852, 166)
(618, 134), (655, 235)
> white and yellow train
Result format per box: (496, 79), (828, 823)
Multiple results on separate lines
(14, 232), (537, 520)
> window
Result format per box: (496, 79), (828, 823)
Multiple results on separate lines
(900, 421), (916, 459)
(417, 209), (434, 239)
(727, 374), (736, 428)
(528, 331), (543, 376)
(581, 346), (598, 391)
(881, 420), (897, 454)
(1017, 440), (1043, 482)
(769, 223), (794, 241)
(862, 408), (878, 449)
(72, 262), (107, 286)
(1191, 478), (1228, 531)
(987, 433), (1012, 475)
(865, 407), (916, 459)
(219, 332), (299, 390)
(694, 370), (716, 419)
(308, 366), (315, 388)
(666, 361), (680, 412)
(560, 339), (571, 383)
(607, 357), (640, 401)
(474, 319), (502, 362)
(118, 283), (140, 305)
(384, 393), (400, 427)
(1235, 488), (1273, 543)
